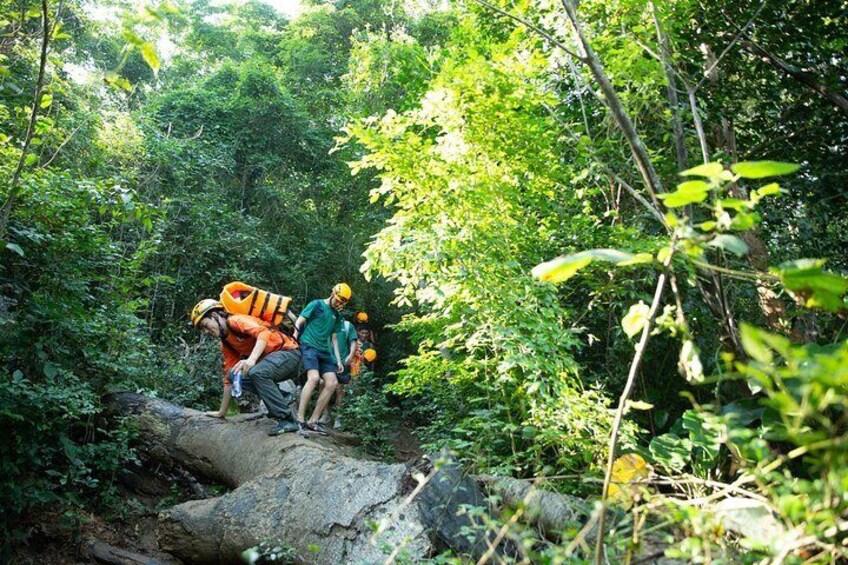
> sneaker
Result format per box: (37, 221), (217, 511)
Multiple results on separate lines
(268, 420), (299, 436)
(333, 417), (342, 430)
(318, 412), (330, 425)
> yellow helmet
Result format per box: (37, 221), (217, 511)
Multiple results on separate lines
(354, 312), (368, 324)
(363, 348), (377, 363)
(191, 299), (223, 327)
(332, 283), (352, 301)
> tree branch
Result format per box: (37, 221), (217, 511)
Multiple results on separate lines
(737, 37), (848, 116)
(0, 0), (50, 242)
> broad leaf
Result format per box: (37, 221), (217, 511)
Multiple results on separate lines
(532, 249), (639, 283)
(732, 161), (799, 179)
(680, 162), (724, 178)
(622, 302), (649, 338)
(708, 234), (748, 257)
(649, 434), (692, 472)
(4, 242), (24, 256)
(775, 259), (848, 312)
(141, 42), (160, 73)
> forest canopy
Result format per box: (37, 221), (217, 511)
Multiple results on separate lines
(1, 0), (847, 562)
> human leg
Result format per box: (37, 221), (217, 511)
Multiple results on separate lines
(308, 372), (337, 425)
(297, 371), (320, 423)
(244, 351), (300, 421)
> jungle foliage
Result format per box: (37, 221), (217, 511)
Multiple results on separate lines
(1, 0), (847, 561)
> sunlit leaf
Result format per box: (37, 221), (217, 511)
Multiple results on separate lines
(532, 249), (638, 283)
(680, 162), (724, 178)
(774, 259), (848, 312)
(732, 161), (799, 179)
(4, 242), (24, 256)
(678, 340), (704, 382)
(608, 453), (650, 507)
(658, 186), (709, 207)
(626, 400), (654, 411)
(622, 302), (649, 338)
(141, 42), (160, 73)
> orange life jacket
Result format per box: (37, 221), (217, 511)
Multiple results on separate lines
(220, 281), (292, 327)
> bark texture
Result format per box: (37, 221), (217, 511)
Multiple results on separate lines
(106, 392), (430, 564)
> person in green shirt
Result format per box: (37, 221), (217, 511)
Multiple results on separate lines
(293, 283), (350, 434)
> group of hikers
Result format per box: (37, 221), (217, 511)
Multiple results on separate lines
(190, 282), (377, 436)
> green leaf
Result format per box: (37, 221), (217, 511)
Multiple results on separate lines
(658, 183), (710, 207)
(708, 234), (748, 257)
(740, 324), (773, 364)
(649, 434), (692, 472)
(775, 259), (848, 312)
(140, 42), (160, 73)
(39, 93), (52, 108)
(680, 162), (724, 178)
(4, 242), (24, 256)
(626, 400), (654, 411)
(755, 182), (782, 198)
(678, 340), (704, 382)
(681, 410), (721, 461)
(732, 161), (799, 179)
(616, 252), (653, 266)
(622, 302), (649, 338)
(532, 249), (638, 283)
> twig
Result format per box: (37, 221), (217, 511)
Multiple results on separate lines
(0, 0), (50, 241)
(471, 0), (584, 61)
(693, 0), (768, 92)
(594, 241), (676, 565)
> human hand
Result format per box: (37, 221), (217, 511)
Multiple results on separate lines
(204, 411), (225, 419)
(337, 363), (344, 374)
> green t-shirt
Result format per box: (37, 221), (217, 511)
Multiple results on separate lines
(331, 320), (358, 365)
(299, 299), (343, 352)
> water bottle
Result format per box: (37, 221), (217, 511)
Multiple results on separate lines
(230, 368), (243, 398)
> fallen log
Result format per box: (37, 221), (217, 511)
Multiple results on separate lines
(105, 393), (499, 564)
(83, 538), (180, 565)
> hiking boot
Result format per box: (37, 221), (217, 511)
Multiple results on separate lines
(268, 420), (299, 436)
(318, 412), (330, 425)
(333, 417), (342, 430)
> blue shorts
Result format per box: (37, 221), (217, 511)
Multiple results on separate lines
(301, 343), (337, 375)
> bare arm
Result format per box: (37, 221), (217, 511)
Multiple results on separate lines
(205, 384), (232, 419)
(293, 315), (307, 340)
(344, 338), (356, 365)
(332, 333), (343, 372)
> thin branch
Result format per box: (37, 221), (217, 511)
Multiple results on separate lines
(693, 0), (767, 92)
(561, 0), (666, 208)
(471, 0), (584, 61)
(0, 0), (50, 242)
(594, 243), (675, 565)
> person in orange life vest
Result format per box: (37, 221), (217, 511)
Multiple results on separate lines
(349, 324), (377, 377)
(292, 283), (349, 434)
(191, 299), (301, 436)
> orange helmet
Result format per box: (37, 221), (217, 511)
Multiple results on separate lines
(354, 312), (369, 324)
(363, 348), (377, 363)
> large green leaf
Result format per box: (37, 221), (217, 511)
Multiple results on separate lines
(707, 234), (749, 257)
(680, 162), (724, 178)
(532, 249), (640, 283)
(649, 434), (692, 472)
(141, 42), (160, 73)
(622, 302), (649, 338)
(775, 259), (848, 312)
(731, 161), (799, 179)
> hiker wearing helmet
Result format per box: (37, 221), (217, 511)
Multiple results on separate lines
(191, 299), (301, 436)
(320, 316), (358, 429)
(292, 283), (350, 434)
